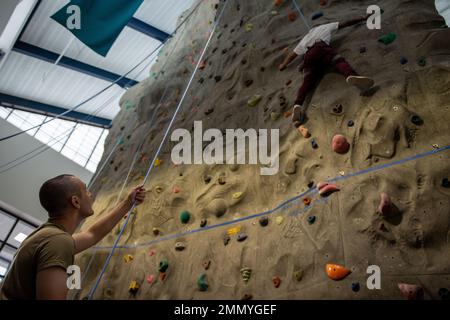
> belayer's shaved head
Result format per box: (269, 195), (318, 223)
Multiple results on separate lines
(39, 174), (83, 217)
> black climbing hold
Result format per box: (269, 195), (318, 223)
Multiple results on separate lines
(245, 79), (253, 87)
(442, 178), (450, 188)
(410, 114), (423, 126)
(351, 282), (360, 292)
(307, 215), (316, 224)
(359, 46), (366, 54)
(217, 33), (222, 40)
(259, 216), (269, 227)
(237, 233), (248, 242)
(418, 57), (426, 67)
(260, 67), (265, 72)
(214, 75), (222, 82)
(212, 47), (218, 53)
(200, 219), (207, 228)
(223, 24), (228, 28)
(333, 104), (343, 114)
(198, 77), (204, 84)
(230, 28), (235, 33)
(223, 234), (230, 246)
(311, 139), (318, 149)
(221, 48), (227, 54)
(307, 181), (314, 188)
(347, 120), (354, 127)
(158, 260), (169, 272)
(204, 108), (214, 115)
(400, 57), (408, 65)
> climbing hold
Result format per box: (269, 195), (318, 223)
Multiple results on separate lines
(259, 216), (269, 227)
(332, 134), (350, 154)
(303, 197), (312, 206)
(159, 272), (167, 282)
(240, 267), (252, 283)
(272, 276), (281, 288)
(227, 226), (241, 235)
(244, 23), (253, 32)
(410, 114), (423, 126)
(271, 112), (281, 121)
(274, 0), (283, 6)
(311, 139), (318, 149)
(223, 234), (231, 246)
(204, 108), (214, 115)
(197, 273), (209, 291)
(147, 275), (155, 284)
(378, 32), (396, 45)
(293, 270), (303, 281)
(218, 176), (226, 185)
(398, 283), (424, 300)
(244, 79), (253, 87)
(417, 57), (426, 67)
(123, 254), (134, 263)
(154, 158), (162, 167)
(442, 178), (450, 188)
(172, 186), (181, 193)
(283, 110), (293, 118)
(332, 104), (343, 114)
(200, 219), (207, 228)
(203, 260), (211, 270)
(180, 210), (191, 224)
(347, 120), (354, 127)
(237, 233), (248, 242)
(247, 95), (262, 107)
(433, 144), (439, 149)
(318, 182), (340, 197)
(377, 192), (398, 217)
(339, 171), (345, 176)
(198, 77), (204, 84)
(319, 0), (327, 5)
(214, 75), (222, 82)
(158, 260), (169, 273)
(152, 227), (161, 236)
(400, 57), (408, 65)
(148, 249), (156, 256)
(326, 264), (351, 281)
(311, 11), (323, 20)
(351, 282), (360, 292)
(155, 186), (163, 193)
(288, 12), (297, 22)
(359, 46), (366, 54)
(438, 288), (450, 300)
(175, 242), (185, 251)
(232, 192), (243, 200)
(307, 215), (316, 224)
(275, 216), (284, 225)
(298, 125), (311, 138)
(199, 61), (207, 70)
(128, 280), (139, 294)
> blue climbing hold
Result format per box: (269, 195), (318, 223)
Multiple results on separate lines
(311, 139), (318, 149)
(180, 210), (191, 224)
(118, 138), (124, 145)
(307, 215), (316, 224)
(442, 178), (450, 188)
(400, 57), (408, 65)
(311, 12), (323, 20)
(351, 282), (360, 292)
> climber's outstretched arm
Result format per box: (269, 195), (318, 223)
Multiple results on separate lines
(338, 14), (370, 29)
(279, 52), (303, 71)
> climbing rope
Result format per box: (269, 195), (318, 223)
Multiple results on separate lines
(86, 0), (229, 299)
(292, 0), (311, 30)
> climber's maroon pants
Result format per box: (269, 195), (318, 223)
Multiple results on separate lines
(295, 41), (358, 106)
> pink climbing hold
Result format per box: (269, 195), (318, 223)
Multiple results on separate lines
(147, 275), (155, 284)
(398, 283), (424, 300)
(318, 182), (340, 197)
(172, 186), (181, 193)
(148, 249), (156, 256)
(331, 134), (350, 154)
(377, 192), (398, 217)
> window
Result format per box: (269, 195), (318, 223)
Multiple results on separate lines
(1, 108), (108, 173)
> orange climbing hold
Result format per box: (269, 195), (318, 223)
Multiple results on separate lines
(326, 263), (351, 281)
(274, 0), (283, 6)
(303, 197), (312, 206)
(199, 60), (207, 70)
(298, 125), (311, 138)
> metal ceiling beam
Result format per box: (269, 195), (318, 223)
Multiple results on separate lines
(0, 93), (112, 128)
(12, 41), (138, 89)
(127, 17), (170, 42)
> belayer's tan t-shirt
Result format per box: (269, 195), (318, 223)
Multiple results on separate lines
(0, 221), (75, 300)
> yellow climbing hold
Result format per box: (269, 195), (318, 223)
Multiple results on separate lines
(129, 280), (139, 294)
(227, 226), (241, 235)
(247, 95), (262, 107)
(245, 23), (253, 32)
(232, 192), (243, 200)
(155, 186), (163, 193)
(154, 158), (162, 167)
(123, 254), (134, 263)
(275, 216), (284, 225)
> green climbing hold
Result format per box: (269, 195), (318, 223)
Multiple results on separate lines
(247, 95), (262, 107)
(158, 259), (169, 273)
(124, 101), (134, 110)
(197, 273), (209, 291)
(118, 138), (124, 145)
(378, 32), (396, 45)
(418, 57), (426, 67)
(180, 210), (191, 224)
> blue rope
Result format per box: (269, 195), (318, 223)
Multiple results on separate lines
(292, 0), (311, 30)
(87, 0), (231, 299)
(93, 144), (450, 250)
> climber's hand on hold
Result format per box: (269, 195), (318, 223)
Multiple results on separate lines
(127, 185), (146, 206)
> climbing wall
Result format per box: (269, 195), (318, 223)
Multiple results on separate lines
(75, 0), (450, 300)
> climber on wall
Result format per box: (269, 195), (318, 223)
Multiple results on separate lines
(279, 13), (375, 127)
(0, 174), (146, 300)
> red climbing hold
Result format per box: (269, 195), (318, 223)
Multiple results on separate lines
(172, 186), (181, 193)
(377, 192), (398, 217)
(318, 182), (340, 197)
(272, 276), (281, 288)
(274, 0), (283, 6)
(326, 264), (351, 281)
(332, 134), (350, 154)
(288, 12), (297, 22)
(398, 283), (424, 300)
(320, 0), (327, 6)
